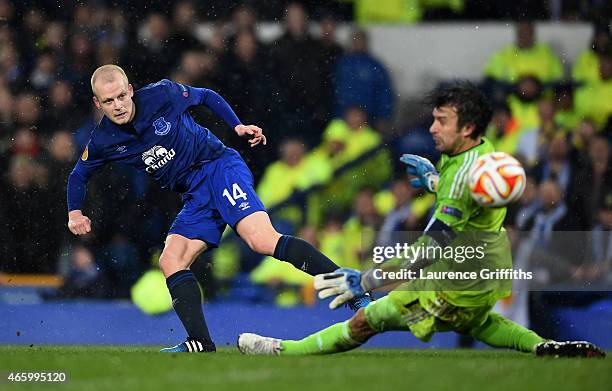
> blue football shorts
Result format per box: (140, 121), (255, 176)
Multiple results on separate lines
(168, 148), (266, 246)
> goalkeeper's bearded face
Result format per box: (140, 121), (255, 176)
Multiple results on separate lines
(429, 106), (475, 155)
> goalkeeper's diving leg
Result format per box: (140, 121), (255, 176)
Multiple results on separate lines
(238, 308), (375, 355)
(469, 312), (605, 358)
(238, 298), (605, 357)
(239, 290), (434, 355)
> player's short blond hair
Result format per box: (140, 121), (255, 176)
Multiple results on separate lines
(90, 64), (129, 96)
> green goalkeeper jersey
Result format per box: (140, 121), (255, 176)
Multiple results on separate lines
(417, 137), (511, 307)
(433, 137), (506, 232)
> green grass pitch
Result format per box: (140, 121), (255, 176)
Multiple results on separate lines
(1, 346), (610, 391)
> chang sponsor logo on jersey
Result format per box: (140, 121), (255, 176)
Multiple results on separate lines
(142, 145), (176, 173)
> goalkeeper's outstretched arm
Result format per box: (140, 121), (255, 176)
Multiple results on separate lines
(315, 218), (455, 308)
(361, 218), (455, 291)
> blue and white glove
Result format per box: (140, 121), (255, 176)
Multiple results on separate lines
(400, 154), (439, 193)
(314, 268), (365, 310)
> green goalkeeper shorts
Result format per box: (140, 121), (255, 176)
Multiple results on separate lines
(364, 287), (493, 342)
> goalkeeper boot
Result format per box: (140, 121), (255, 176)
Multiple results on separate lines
(535, 341), (605, 358)
(160, 339), (216, 353)
(347, 292), (374, 312)
(237, 333), (282, 355)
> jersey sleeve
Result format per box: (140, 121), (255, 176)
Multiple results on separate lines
(66, 140), (107, 211)
(163, 79), (241, 129)
(433, 197), (472, 231)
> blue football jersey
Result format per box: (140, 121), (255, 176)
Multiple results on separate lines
(67, 79), (241, 211)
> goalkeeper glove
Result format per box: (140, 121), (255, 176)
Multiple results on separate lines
(400, 154), (439, 192)
(314, 268), (365, 310)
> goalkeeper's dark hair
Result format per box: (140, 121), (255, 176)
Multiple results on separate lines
(426, 81), (492, 139)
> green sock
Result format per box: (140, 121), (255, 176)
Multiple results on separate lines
(281, 321), (363, 355)
(470, 312), (545, 353)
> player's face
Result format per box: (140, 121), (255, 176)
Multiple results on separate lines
(429, 106), (473, 155)
(93, 79), (135, 125)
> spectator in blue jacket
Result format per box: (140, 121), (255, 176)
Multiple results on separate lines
(334, 29), (394, 132)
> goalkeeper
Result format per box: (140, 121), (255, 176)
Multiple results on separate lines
(238, 82), (605, 358)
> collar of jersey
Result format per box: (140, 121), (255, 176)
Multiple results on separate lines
(447, 138), (485, 158)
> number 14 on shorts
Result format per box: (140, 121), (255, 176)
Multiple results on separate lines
(223, 183), (250, 210)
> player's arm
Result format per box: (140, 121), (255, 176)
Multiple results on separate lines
(315, 219), (455, 309)
(362, 218), (455, 286)
(66, 142), (107, 235)
(315, 153), (461, 309)
(357, 194), (469, 290)
(165, 80), (266, 147)
(362, 152), (462, 288)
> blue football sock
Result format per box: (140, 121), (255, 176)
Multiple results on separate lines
(166, 270), (214, 347)
(273, 235), (339, 276)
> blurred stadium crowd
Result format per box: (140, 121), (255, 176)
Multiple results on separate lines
(0, 0), (611, 320)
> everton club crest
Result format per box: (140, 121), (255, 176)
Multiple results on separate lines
(153, 117), (171, 136)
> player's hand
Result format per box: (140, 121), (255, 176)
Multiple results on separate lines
(400, 154), (439, 192)
(235, 124), (267, 148)
(314, 268), (365, 310)
(67, 210), (92, 235)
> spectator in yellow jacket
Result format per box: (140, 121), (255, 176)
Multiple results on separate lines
(574, 46), (612, 131)
(507, 76), (544, 133)
(572, 23), (610, 85)
(313, 107), (391, 218)
(342, 188), (384, 269)
(485, 103), (521, 154)
(553, 84), (581, 132)
(257, 138), (332, 226)
(484, 21), (563, 84)
(321, 106), (382, 168)
(257, 139), (332, 208)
